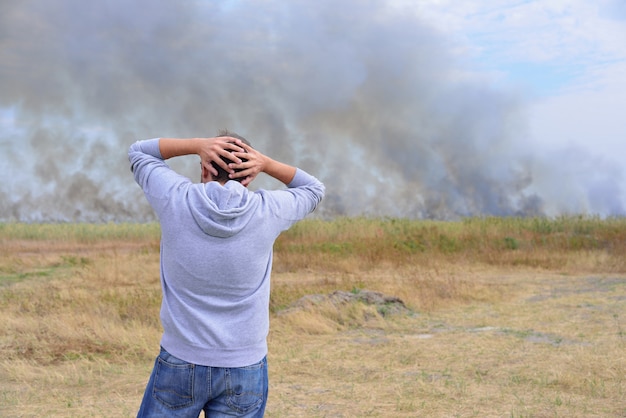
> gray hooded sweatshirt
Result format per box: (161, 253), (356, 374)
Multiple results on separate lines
(129, 138), (324, 367)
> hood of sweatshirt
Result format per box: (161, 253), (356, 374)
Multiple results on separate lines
(187, 181), (259, 238)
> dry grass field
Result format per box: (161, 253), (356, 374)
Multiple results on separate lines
(0, 217), (625, 417)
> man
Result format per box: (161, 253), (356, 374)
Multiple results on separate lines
(128, 131), (324, 417)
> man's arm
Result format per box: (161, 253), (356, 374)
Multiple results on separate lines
(261, 158), (297, 185)
(228, 142), (296, 185)
(159, 137), (244, 176)
(149, 137), (297, 186)
(226, 141), (324, 216)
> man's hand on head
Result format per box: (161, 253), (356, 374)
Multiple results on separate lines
(227, 142), (265, 187)
(198, 137), (244, 177)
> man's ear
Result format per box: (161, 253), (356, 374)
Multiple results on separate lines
(201, 164), (212, 182)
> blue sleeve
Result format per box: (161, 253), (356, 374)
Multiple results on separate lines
(259, 168), (325, 225)
(128, 138), (190, 213)
(287, 168), (325, 211)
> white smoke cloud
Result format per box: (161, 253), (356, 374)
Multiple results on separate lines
(0, 0), (623, 221)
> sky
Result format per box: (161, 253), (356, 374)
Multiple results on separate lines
(405, 0), (626, 215)
(1, 0), (625, 221)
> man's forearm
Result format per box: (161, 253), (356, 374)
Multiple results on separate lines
(262, 157), (297, 185)
(158, 138), (203, 159)
(154, 137), (297, 185)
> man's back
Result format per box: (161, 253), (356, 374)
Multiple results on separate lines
(129, 137), (324, 367)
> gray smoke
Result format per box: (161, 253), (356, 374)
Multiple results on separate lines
(0, 0), (623, 222)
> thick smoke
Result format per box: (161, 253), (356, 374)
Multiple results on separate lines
(0, 0), (623, 221)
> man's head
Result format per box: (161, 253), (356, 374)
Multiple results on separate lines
(203, 129), (251, 184)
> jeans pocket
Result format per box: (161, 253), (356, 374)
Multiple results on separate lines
(152, 351), (195, 410)
(225, 357), (267, 415)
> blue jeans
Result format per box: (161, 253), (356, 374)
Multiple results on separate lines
(137, 348), (268, 417)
